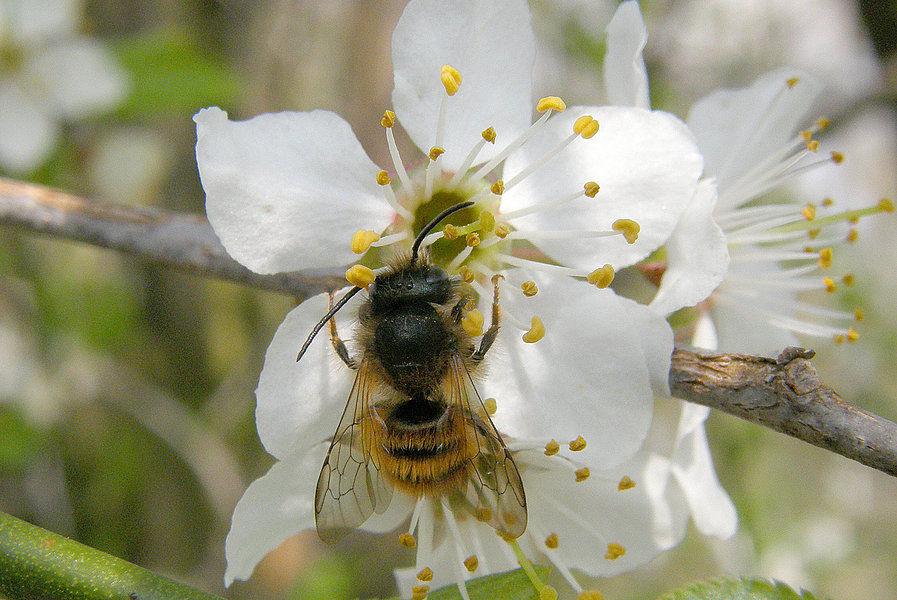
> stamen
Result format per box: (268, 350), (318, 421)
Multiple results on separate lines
(417, 568), (433, 582)
(612, 219), (640, 243)
(503, 124), (586, 191)
(818, 247), (833, 268)
(429, 147), (445, 161)
(587, 265), (615, 288)
(569, 436), (586, 451)
(346, 265), (375, 288)
(544, 440), (560, 456)
(448, 127), (497, 186)
(501, 184), (594, 220)
(448, 245), (474, 271)
(801, 203), (817, 220)
(470, 107), (554, 182)
(520, 281), (538, 297)
(483, 397), (497, 415)
(522, 316), (545, 343)
(462, 309), (485, 337)
(490, 180), (505, 195)
(441, 498), (473, 600)
(604, 543), (626, 560)
(465, 232), (480, 247)
(478, 211), (495, 233)
(411, 585), (429, 600)
(574, 467), (590, 482)
(370, 231), (409, 247)
(463, 555), (479, 573)
(440, 64), (462, 96)
(572, 115), (599, 138)
(618, 476), (636, 490)
(375, 170), (412, 219)
(507, 538), (552, 600)
(494, 223), (510, 238)
(383, 113), (413, 195)
(459, 266), (475, 283)
(399, 532), (416, 548)
(536, 96), (567, 113)
(545, 533), (559, 549)
(351, 230), (380, 254)
(578, 591), (604, 600)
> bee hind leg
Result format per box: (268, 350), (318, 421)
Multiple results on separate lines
(472, 274), (502, 362)
(328, 291), (358, 370)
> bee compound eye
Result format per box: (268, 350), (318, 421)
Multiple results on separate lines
(425, 267), (448, 285)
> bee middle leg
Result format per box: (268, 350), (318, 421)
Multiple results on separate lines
(328, 291), (358, 370)
(472, 275), (502, 362)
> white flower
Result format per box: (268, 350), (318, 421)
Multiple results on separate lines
(201, 0), (708, 595)
(650, 65), (892, 354)
(0, 0), (129, 174)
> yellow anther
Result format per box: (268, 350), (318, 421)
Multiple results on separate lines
(540, 586), (559, 600)
(376, 170), (391, 185)
(569, 436), (586, 451)
(854, 308), (865, 321)
(494, 223), (510, 238)
(483, 397), (497, 415)
(843, 274), (854, 286)
(806, 140), (820, 152)
(579, 119), (599, 138)
(351, 230), (380, 254)
(522, 316), (545, 343)
(818, 247), (832, 268)
(822, 197), (834, 207)
(808, 229), (821, 239)
(479, 211), (496, 232)
(490, 180), (505, 195)
(440, 64), (462, 95)
(804, 246), (815, 253)
(801, 203), (817, 220)
(586, 264), (615, 288)
(834, 334), (845, 344)
(399, 532), (416, 548)
(536, 96), (566, 113)
(831, 151), (844, 164)
(816, 118), (831, 130)
(786, 77), (799, 88)
(823, 277), (836, 293)
(544, 533), (559, 549)
(605, 543), (626, 560)
(544, 440), (559, 456)
(411, 585), (429, 600)
(521, 281), (538, 297)
(800, 130), (813, 142)
(618, 476), (636, 490)
(583, 181), (600, 197)
(428, 146), (445, 161)
(848, 216), (859, 224)
(573, 115), (596, 135)
(381, 110), (396, 128)
(462, 309), (484, 337)
(847, 229), (859, 243)
(482, 126), (496, 143)
(417, 568), (433, 582)
(879, 198), (894, 212)
(459, 266), (475, 283)
(442, 224), (459, 241)
(465, 232), (480, 247)
(475, 507), (493, 522)
(612, 219), (640, 243)
(574, 467), (590, 482)
(578, 591), (604, 600)
(346, 265), (375, 288)
(463, 555), (479, 572)
(847, 328), (860, 342)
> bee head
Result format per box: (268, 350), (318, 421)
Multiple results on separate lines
(369, 262), (451, 314)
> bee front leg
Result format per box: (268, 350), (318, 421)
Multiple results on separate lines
(328, 291), (358, 370)
(472, 275), (502, 362)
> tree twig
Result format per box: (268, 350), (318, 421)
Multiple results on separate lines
(2, 178), (896, 478)
(670, 347), (897, 477)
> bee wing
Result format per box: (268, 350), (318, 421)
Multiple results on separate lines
(445, 355), (528, 539)
(314, 359), (393, 543)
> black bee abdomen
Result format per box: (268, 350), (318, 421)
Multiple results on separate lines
(374, 302), (452, 392)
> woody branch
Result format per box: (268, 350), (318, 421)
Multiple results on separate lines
(2, 177), (896, 478)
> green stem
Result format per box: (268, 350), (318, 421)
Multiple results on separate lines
(506, 539), (544, 591)
(0, 511), (225, 600)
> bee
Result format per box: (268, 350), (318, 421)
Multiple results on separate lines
(296, 201), (527, 544)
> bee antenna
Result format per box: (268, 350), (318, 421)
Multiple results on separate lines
(296, 286), (363, 363)
(410, 201), (476, 264)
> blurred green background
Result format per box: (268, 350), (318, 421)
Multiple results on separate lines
(1, 1), (896, 599)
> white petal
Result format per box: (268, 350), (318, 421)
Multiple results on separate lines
(709, 300), (801, 355)
(24, 37), (128, 119)
(224, 443), (327, 586)
(650, 179), (729, 316)
(255, 291), (362, 460)
(691, 310), (719, 350)
(502, 106), (702, 270)
(0, 80), (58, 173)
(686, 67), (822, 207)
(669, 413), (738, 539)
(361, 492), (415, 534)
(622, 293), (675, 397)
(391, 0), (535, 170)
(2, 0), (79, 46)
(603, 1), (650, 109)
(481, 272), (656, 469)
(194, 107), (394, 273)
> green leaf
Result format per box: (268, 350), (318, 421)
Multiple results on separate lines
(113, 28), (241, 116)
(421, 566), (550, 600)
(658, 577), (820, 600)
